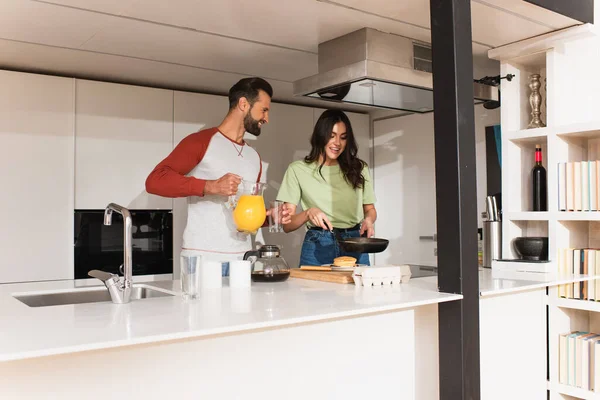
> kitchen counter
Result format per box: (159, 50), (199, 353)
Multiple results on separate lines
(407, 267), (599, 297)
(2, 268), (595, 363)
(2, 272), (596, 399)
(477, 268), (599, 297)
(0, 275), (461, 362)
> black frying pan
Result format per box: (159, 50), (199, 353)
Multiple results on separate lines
(333, 230), (389, 254)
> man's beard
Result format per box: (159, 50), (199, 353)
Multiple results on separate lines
(244, 113), (262, 137)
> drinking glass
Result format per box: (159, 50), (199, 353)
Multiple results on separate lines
(180, 255), (201, 300)
(268, 200), (284, 233)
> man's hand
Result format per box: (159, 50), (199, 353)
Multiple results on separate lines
(359, 218), (375, 238)
(204, 173), (242, 196)
(305, 208), (333, 231)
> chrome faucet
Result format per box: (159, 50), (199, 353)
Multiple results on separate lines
(88, 203), (133, 304)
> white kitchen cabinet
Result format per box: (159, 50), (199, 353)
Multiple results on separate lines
(74, 80), (173, 210)
(172, 91), (229, 276)
(0, 71), (74, 283)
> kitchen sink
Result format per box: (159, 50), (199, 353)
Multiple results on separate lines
(14, 285), (175, 307)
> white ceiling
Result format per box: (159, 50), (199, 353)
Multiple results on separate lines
(0, 0), (580, 114)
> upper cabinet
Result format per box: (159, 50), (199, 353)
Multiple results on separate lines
(75, 80), (173, 210)
(0, 71), (74, 283)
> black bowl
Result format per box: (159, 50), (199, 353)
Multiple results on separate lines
(512, 237), (549, 261)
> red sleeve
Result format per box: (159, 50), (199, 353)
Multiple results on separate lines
(145, 128), (218, 198)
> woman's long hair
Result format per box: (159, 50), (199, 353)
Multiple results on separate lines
(304, 109), (366, 189)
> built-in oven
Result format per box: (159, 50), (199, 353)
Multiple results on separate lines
(74, 210), (173, 280)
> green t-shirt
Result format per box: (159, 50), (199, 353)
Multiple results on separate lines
(276, 160), (376, 229)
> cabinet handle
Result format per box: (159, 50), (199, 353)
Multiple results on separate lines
(419, 233), (437, 241)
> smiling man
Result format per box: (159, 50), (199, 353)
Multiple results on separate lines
(146, 77), (280, 275)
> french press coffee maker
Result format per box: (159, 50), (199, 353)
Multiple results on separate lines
(243, 245), (290, 282)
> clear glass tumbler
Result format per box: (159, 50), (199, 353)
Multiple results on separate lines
(268, 200), (285, 233)
(180, 255), (201, 300)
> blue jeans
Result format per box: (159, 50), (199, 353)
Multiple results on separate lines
(222, 262), (230, 277)
(299, 229), (370, 267)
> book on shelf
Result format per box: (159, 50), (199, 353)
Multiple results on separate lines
(594, 338), (600, 391)
(590, 250), (597, 301)
(583, 161), (590, 211)
(592, 161), (598, 211)
(567, 162), (574, 211)
(559, 331), (600, 391)
(574, 249), (581, 299)
(558, 248), (598, 301)
(575, 161), (582, 211)
(597, 251), (600, 302)
(559, 162), (567, 211)
(559, 160), (600, 212)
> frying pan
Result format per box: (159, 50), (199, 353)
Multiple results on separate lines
(333, 230), (389, 254)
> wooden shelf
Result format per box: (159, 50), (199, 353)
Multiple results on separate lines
(505, 127), (551, 142)
(556, 212), (600, 221)
(554, 297), (600, 313)
(556, 121), (600, 138)
(503, 211), (550, 221)
(551, 382), (600, 399)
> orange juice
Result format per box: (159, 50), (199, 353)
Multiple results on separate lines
(233, 195), (266, 233)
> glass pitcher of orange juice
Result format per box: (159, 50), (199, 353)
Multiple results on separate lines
(231, 182), (266, 234)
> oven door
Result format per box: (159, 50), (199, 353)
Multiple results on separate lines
(74, 210), (173, 279)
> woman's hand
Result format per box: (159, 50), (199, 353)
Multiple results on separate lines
(360, 218), (375, 238)
(360, 204), (377, 238)
(305, 208), (333, 231)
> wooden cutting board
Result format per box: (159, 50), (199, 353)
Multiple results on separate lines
(289, 268), (354, 284)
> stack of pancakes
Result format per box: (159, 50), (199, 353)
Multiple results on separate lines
(333, 256), (356, 267)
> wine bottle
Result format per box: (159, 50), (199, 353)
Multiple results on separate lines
(532, 144), (547, 211)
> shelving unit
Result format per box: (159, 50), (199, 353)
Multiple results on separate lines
(550, 383), (600, 400)
(556, 213), (600, 222)
(555, 297), (600, 313)
(503, 211), (550, 221)
(491, 24), (600, 400)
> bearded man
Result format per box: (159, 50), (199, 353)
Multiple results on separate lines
(146, 77), (285, 276)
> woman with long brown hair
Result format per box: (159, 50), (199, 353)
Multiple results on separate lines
(277, 109), (377, 266)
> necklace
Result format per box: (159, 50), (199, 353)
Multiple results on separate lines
(231, 140), (244, 158)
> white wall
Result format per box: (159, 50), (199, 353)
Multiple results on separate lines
(373, 105), (500, 267)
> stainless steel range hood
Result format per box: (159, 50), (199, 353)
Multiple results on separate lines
(293, 28), (498, 113)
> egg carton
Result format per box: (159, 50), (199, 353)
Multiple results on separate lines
(352, 265), (412, 286)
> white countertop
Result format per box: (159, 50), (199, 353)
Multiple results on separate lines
(0, 276), (461, 362)
(478, 268), (600, 297)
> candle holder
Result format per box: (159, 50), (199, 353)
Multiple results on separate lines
(528, 74), (546, 129)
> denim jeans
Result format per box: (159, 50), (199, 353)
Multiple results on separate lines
(222, 262), (230, 277)
(299, 229), (370, 267)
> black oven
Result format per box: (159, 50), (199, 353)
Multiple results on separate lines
(74, 210), (173, 280)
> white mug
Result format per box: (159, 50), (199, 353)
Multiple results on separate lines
(229, 260), (252, 288)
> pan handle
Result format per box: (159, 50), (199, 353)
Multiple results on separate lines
(333, 229), (344, 244)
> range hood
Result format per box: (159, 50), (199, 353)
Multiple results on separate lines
(293, 28), (498, 113)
